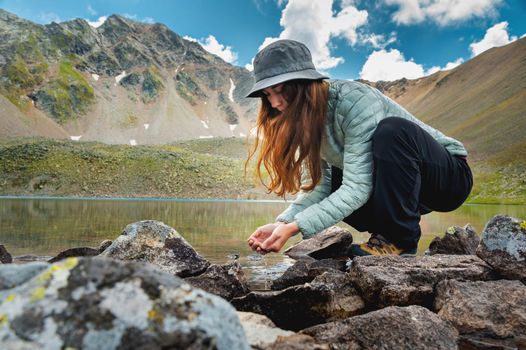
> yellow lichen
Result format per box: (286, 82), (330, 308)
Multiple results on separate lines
(31, 287), (46, 301)
(39, 257), (79, 282)
(0, 314), (8, 325)
(5, 294), (15, 303)
(61, 257), (79, 270)
(148, 309), (164, 324)
(520, 220), (526, 232)
(446, 226), (455, 234)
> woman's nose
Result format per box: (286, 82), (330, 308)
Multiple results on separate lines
(268, 94), (282, 109)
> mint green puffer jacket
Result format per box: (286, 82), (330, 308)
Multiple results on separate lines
(276, 79), (468, 239)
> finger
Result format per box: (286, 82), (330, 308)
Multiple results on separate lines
(261, 233), (278, 251)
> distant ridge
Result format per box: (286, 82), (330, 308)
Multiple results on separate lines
(0, 9), (257, 143)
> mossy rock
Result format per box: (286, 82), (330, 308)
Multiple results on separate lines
(33, 60), (95, 123)
(141, 68), (164, 103)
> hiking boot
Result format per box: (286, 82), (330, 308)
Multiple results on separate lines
(350, 234), (417, 257)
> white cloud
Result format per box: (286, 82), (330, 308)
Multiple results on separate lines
(522, 33), (526, 39)
(361, 48), (466, 81)
(360, 32), (397, 49)
(384, 0), (503, 26)
(183, 35), (198, 42)
(87, 5), (97, 16)
(360, 49), (424, 81)
(245, 58), (255, 71)
(198, 35), (239, 64)
(256, 0), (369, 71)
(39, 12), (62, 23)
(87, 16), (108, 28)
(470, 21), (517, 57)
(121, 13), (156, 24)
(425, 58), (464, 75)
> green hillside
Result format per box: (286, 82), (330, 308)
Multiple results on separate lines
(0, 138), (272, 199)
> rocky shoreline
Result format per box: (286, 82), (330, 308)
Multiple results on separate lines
(1, 214), (525, 349)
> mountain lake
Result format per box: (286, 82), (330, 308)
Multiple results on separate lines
(1, 197), (525, 290)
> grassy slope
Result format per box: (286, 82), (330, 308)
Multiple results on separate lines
(0, 137), (274, 199)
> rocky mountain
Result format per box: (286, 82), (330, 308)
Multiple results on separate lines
(0, 9), (258, 144)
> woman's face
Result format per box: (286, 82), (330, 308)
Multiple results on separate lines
(262, 84), (288, 112)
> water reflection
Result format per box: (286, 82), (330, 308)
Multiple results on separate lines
(1, 198), (525, 289)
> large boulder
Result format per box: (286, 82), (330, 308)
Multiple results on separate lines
(185, 262), (250, 301)
(284, 226), (353, 260)
(99, 220), (210, 277)
(301, 305), (459, 350)
(232, 272), (365, 331)
(435, 279), (526, 350)
(349, 255), (497, 309)
(0, 245), (12, 264)
(236, 312), (295, 349)
(428, 224), (480, 255)
(0, 257), (249, 350)
(476, 214), (526, 283)
(271, 258), (346, 291)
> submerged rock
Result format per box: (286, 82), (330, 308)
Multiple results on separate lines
(284, 226), (353, 260)
(476, 214), (526, 283)
(0, 257), (249, 350)
(434, 279), (526, 350)
(0, 245), (12, 264)
(232, 272), (364, 331)
(185, 262), (250, 301)
(271, 258), (346, 291)
(301, 305), (459, 350)
(236, 311), (295, 349)
(428, 224), (480, 255)
(99, 220), (210, 277)
(349, 255), (497, 309)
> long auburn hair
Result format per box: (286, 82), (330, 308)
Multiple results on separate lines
(246, 79), (329, 197)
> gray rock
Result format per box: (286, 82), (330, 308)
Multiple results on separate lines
(476, 214), (526, 283)
(12, 255), (52, 263)
(99, 220), (210, 277)
(435, 279), (526, 349)
(0, 257), (249, 350)
(97, 240), (113, 254)
(0, 262), (48, 290)
(284, 226), (353, 260)
(301, 305), (459, 350)
(185, 262), (250, 301)
(236, 312), (295, 349)
(0, 245), (12, 263)
(428, 224), (480, 255)
(271, 258), (346, 291)
(266, 334), (330, 350)
(48, 247), (99, 263)
(232, 272), (365, 331)
(349, 255), (497, 309)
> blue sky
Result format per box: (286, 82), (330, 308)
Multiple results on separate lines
(1, 0), (525, 81)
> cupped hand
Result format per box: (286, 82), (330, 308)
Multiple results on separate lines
(259, 222), (299, 253)
(247, 223), (280, 253)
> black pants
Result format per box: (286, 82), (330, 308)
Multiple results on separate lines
(331, 117), (473, 250)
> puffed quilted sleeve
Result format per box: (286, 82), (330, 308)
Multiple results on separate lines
(275, 159), (332, 224)
(292, 87), (382, 238)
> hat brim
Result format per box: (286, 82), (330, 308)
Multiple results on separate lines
(246, 69), (329, 98)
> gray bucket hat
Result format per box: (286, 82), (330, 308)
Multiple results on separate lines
(246, 39), (329, 98)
